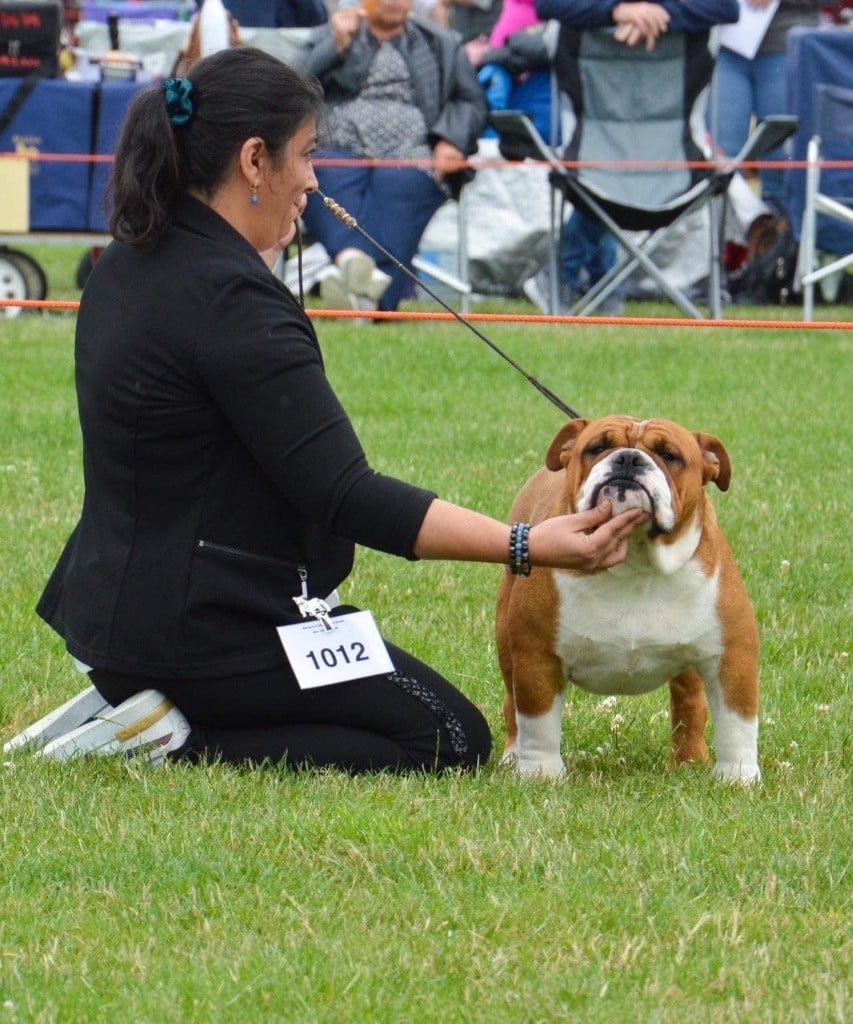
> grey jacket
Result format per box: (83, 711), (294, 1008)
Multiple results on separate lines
(302, 17), (488, 157)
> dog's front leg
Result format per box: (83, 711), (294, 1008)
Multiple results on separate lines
(703, 651), (761, 785)
(509, 651), (567, 779)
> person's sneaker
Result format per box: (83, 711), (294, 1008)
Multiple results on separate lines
(318, 265), (358, 310)
(522, 267), (579, 314)
(3, 685), (111, 754)
(39, 689), (191, 765)
(362, 267), (392, 302)
(337, 248), (375, 294)
(337, 248), (392, 302)
(522, 266), (551, 313)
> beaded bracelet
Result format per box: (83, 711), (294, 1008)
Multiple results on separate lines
(509, 522), (532, 576)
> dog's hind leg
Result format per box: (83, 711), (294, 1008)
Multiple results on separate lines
(669, 670), (709, 765)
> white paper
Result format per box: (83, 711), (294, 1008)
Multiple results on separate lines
(277, 610), (394, 689)
(719, 0), (780, 60)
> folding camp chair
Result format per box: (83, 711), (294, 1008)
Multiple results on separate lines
(492, 28), (797, 319)
(794, 84), (853, 321)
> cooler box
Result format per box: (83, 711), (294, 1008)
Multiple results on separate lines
(0, 0), (62, 78)
(0, 77), (95, 229)
(87, 78), (145, 230)
(79, 0), (194, 21)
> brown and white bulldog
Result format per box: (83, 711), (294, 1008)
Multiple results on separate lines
(496, 415), (760, 783)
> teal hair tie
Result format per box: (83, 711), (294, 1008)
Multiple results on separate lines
(162, 77), (194, 126)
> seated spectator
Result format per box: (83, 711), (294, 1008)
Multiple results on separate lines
(299, 0), (488, 313)
(522, 0), (739, 314)
(470, 13), (556, 158)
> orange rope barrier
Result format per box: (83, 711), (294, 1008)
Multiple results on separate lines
(0, 152), (114, 163)
(3, 298), (849, 330)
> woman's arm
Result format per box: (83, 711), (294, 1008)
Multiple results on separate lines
(428, 38), (491, 154)
(413, 497), (646, 571)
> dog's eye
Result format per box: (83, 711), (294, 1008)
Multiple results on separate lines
(583, 444), (609, 458)
(656, 448), (683, 465)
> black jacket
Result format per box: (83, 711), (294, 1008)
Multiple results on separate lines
(37, 197), (435, 679)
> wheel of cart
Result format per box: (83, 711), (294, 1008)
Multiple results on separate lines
(0, 253), (27, 319)
(0, 247), (48, 317)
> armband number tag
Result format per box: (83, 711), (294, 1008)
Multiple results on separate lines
(276, 610), (394, 689)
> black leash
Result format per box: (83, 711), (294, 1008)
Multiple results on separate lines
(315, 189), (581, 420)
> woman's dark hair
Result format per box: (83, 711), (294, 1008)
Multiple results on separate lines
(109, 47), (324, 247)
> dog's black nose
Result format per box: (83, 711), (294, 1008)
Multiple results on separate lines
(612, 449), (647, 474)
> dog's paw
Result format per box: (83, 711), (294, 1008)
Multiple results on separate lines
(515, 755), (567, 779)
(499, 744), (518, 768)
(713, 761), (762, 786)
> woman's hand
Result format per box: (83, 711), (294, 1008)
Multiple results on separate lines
(432, 140), (466, 182)
(331, 6), (364, 51)
(528, 502), (648, 572)
(612, 1), (670, 49)
(259, 195), (308, 269)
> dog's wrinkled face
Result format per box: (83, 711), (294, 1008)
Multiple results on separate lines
(546, 416), (731, 538)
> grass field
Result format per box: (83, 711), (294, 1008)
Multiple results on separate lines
(1, 247), (850, 1023)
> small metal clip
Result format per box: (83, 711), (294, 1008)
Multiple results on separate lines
(293, 595), (335, 632)
(294, 565), (335, 630)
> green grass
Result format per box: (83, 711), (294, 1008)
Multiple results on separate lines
(1, 252), (850, 1023)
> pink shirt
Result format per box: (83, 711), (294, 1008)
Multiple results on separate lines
(488, 0), (540, 47)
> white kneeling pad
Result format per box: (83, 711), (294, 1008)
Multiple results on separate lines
(39, 690), (191, 765)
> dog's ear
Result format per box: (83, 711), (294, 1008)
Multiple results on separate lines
(546, 418), (588, 471)
(695, 432), (731, 491)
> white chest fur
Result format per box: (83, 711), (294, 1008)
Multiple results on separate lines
(553, 553), (723, 696)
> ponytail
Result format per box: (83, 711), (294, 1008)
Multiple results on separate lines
(108, 86), (183, 247)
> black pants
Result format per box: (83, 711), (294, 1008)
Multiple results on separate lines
(91, 634), (491, 775)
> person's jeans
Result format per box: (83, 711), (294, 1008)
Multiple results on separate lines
(709, 48), (789, 212)
(300, 151), (447, 311)
(560, 209), (617, 291)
